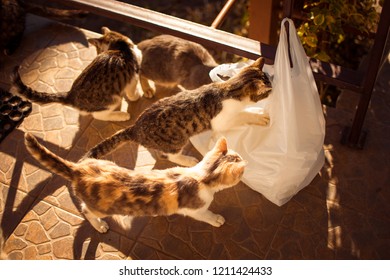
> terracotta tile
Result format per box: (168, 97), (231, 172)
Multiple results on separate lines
(159, 234), (204, 259)
(224, 239), (262, 259)
(131, 242), (174, 260)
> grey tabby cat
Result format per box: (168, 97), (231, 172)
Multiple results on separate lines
(11, 27), (142, 121)
(1, 0), (87, 56)
(25, 133), (246, 232)
(83, 57), (272, 167)
(138, 34), (218, 97)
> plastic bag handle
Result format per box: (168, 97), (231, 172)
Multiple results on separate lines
(284, 20), (294, 68)
(277, 18), (310, 73)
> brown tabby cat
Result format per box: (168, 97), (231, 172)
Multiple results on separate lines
(137, 34), (218, 97)
(83, 57), (272, 167)
(24, 133), (247, 232)
(1, 0), (87, 55)
(11, 27), (142, 121)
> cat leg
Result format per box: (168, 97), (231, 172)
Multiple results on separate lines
(230, 111), (270, 127)
(139, 75), (156, 98)
(81, 204), (109, 233)
(92, 97), (131, 121)
(179, 208), (225, 227)
(124, 76), (143, 101)
(92, 110), (131, 121)
(166, 152), (199, 167)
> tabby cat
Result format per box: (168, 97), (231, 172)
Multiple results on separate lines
(25, 133), (246, 232)
(1, 0), (87, 55)
(83, 57), (272, 167)
(137, 34), (218, 97)
(11, 27), (142, 121)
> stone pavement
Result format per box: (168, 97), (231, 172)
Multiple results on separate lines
(0, 15), (389, 260)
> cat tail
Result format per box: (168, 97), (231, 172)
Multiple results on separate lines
(21, 2), (88, 19)
(11, 66), (71, 105)
(24, 133), (76, 181)
(81, 126), (137, 160)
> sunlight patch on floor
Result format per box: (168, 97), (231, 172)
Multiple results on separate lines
(134, 146), (156, 172)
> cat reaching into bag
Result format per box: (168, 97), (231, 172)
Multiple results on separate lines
(83, 57), (272, 167)
(137, 34), (218, 97)
(25, 133), (246, 232)
(11, 27), (142, 122)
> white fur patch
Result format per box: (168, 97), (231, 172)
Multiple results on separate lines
(133, 45), (143, 64)
(211, 98), (252, 132)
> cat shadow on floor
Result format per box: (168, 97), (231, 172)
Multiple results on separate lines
(1, 15), (89, 68)
(72, 217), (150, 260)
(0, 113), (93, 254)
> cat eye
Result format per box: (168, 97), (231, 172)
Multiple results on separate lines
(226, 155), (241, 162)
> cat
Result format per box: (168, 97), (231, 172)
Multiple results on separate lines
(11, 27), (142, 121)
(1, 0), (87, 56)
(83, 57), (272, 167)
(137, 34), (218, 97)
(24, 133), (247, 232)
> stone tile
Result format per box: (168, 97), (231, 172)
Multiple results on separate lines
(0, 183), (36, 240)
(268, 224), (334, 259)
(25, 221), (50, 244)
(2, 200), (136, 260)
(2, 200), (80, 259)
(131, 241), (175, 260)
(272, 193), (332, 259)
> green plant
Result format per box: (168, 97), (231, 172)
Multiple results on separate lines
(297, 0), (381, 69)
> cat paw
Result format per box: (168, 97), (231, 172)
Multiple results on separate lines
(257, 113), (270, 126)
(143, 88), (155, 99)
(168, 154), (199, 167)
(127, 90), (142, 101)
(116, 113), (131, 121)
(210, 214), (225, 227)
(109, 112), (131, 122)
(92, 111), (131, 122)
(96, 220), (109, 233)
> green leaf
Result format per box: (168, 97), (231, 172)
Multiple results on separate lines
(326, 15), (336, 25)
(337, 33), (345, 44)
(314, 14), (325, 26)
(316, 51), (331, 62)
(305, 34), (318, 48)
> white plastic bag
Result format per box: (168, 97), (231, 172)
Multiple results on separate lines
(190, 18), (325, 206)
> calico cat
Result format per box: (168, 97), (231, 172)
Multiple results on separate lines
(137, 34), (218, 97)
(1, 0), (87, 55)
(24, 133), (247, 232)
(11, 27), (142, 121)
(83, 57), (272, 167)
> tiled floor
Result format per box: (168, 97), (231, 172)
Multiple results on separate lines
(0, 15), (389, 260)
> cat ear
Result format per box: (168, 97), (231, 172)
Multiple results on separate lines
(214, 137), (228, 154)
(87, 38), (99, 47)
(101, 26), (111, 34)
(252, 57), (265, 70)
